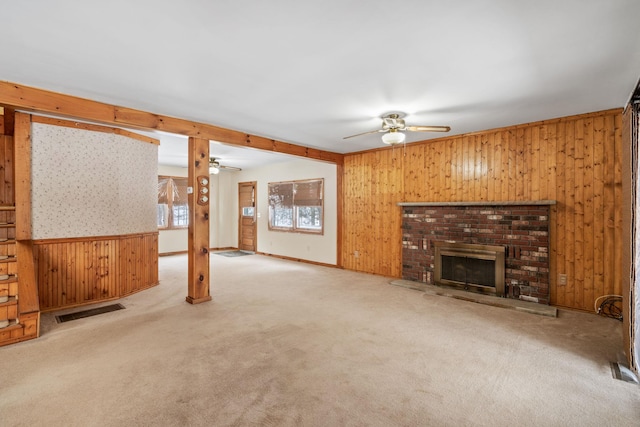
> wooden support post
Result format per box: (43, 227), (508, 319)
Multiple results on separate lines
(14, 112), (31, 240)
(186, 136), (211, 304)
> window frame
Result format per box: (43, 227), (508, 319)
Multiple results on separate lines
(157, 175), (189, 230)
(268, 178), (324, 235)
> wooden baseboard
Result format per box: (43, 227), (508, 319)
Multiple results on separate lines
(159, 247), (238, 257)
(255, 251), (338, 269)
(159, 250), (188, 257)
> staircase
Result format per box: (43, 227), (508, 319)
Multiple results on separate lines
(0, 108), (40, 346)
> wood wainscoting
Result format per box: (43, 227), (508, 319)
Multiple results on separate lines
(33, 232), (158, 312)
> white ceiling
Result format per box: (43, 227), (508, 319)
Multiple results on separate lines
(2, 1), (640, 168)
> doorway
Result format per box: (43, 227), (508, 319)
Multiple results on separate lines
(238, 181), (257, 252)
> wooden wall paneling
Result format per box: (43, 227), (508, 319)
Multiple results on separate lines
(382, 149), (403, 276)
(515, 128), (527, 200)
(366, 151), (379, 274)
(454, 137), (463, 199)
(486, 132), (497, 201)
(0, 136), (8, 204)
(341, 157), (352, 270)
(444, 139), (453, 201)
(613, 112), (624, 297)
(553, 122), (566, 305)
(35, 234), (158, 312)
(51, 242), (59, 308)
(583, 117), (595, 309)
(538, 123), (556, 200)
(65, 241), (74, 306)
(564, 121), (577, 308)
(359, 154), (371, 272)
(592, 115), (606, 302)
(371, 151), (382, 274)
(336, 161), (344, 268)
(461, 136), (471, 201)
(341, 109), (624, 311)
(603, 114), (616, 300)
(546, 122), (558, 303)
(506, 130), (516, 201)
(486, 133), (494, 200)
(120, 237), (132, 296)
(349, 153), (362, 271)
(479, 134), (489, 201)
(434, 139), (445, 201)
(85, 241), (95, 301)
(573, 118), (585, 309)
(406, 144), (424, 200)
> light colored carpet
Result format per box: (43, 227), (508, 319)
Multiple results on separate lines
(0, 254), (638, 426)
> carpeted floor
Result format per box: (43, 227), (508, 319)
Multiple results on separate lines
(0, 254), (638, 426)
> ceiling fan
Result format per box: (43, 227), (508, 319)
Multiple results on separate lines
(209, 157), (241, 174)
(343, 112), (451, 145)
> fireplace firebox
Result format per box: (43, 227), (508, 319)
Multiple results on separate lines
(434, 242), (505, 297)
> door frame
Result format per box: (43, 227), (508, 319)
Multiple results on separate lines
(238, 181), (257, 252)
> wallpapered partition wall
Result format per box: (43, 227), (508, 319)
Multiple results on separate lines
(31, 122), (158, 239)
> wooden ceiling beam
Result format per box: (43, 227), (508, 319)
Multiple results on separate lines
(0, 81), (344, 165)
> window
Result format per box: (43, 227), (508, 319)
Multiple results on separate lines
(157, 176), (189, 229)
(268, 179), (323, 234)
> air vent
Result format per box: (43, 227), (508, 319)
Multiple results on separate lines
(55, 303), (125, 323)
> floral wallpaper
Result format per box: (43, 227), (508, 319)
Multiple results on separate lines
(31, 123), (158, 239)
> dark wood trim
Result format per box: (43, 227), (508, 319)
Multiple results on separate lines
(336, 162), (343, 268)
(621, 102), (636, 372)
(1, 107), (14, 136)
(32, 231), (158, 245)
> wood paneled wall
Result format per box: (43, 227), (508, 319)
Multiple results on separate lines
(342, 109), (623, 311)
(34, 233), (158, 311)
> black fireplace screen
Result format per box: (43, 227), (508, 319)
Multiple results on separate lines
(434, 242), (505, 296)
(441, 255), (496, 288)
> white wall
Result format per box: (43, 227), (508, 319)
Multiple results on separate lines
(235, 158), (338, 265)
(211, 171), (237, 249)
(158, 165), (188, 253)
(159, 158), (338, 266)
(158, 164), (233, 253)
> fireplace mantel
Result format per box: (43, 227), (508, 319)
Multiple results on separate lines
(398, 200), (556, 207)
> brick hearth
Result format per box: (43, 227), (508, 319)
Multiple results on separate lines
(399, 201), (555, 304)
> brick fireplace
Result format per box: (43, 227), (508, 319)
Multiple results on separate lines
(399, 201), (555, 304)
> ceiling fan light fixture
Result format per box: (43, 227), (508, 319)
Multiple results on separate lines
(209, 159), (220, 174)
(381, 130), (406, 145)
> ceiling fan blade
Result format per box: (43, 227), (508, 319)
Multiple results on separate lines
(343, 129), (385, 139)
(219, 165), (242, 172)
(405, 125), (451, 132)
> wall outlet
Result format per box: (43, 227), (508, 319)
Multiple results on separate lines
(558, 273), (567, 286)
(354, 250), (359, 258)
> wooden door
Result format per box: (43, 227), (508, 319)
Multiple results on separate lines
(238, 182), (257, 252)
